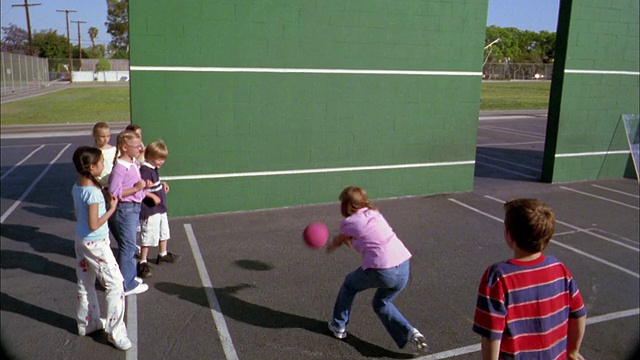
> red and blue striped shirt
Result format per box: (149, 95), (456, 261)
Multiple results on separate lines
(473, 254), (586, 359)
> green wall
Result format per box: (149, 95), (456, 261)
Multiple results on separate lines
(543, 0), (640, 182)
(129, 1), (487, 216)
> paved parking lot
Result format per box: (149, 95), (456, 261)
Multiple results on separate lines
(1, 113), (638, 359)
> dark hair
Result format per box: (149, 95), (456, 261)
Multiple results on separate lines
(339, 186), (377, 217)
(125, 124), (141, 132)
(72, 146), (103, 188)
(504, 198), (555, 253)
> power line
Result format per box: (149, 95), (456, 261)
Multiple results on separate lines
(56, 9), (76, 83)
(11, 0), (40, 56)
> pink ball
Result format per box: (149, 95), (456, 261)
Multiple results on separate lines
(303, 222), (329, 249)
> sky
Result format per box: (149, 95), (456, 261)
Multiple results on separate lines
(1, 0), (561, 48)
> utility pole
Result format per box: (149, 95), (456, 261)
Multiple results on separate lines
(71, 20), (86, 68)
(56, 9), (76, 83)
(11, 0), (41, 56)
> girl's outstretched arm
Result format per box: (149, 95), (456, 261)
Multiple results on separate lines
(327, 233), (352, 253)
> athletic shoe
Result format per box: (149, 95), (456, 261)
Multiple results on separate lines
(109, 335), (132, 351)
(124, 283), (148, 296)
(328, 321), (346, 339)
(156, 252), (182, 265)
(408, 328), (429, 354)
(134, 277), (143, 284)
(78, 318), (105, 336)
(137, 262), (152, 278)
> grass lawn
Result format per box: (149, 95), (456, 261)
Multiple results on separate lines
(1, 87), (130, 126)
(1, 81), (551, 125)
(481, 81), (551, 110)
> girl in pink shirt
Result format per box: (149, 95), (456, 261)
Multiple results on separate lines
(326, 186), (428, 355)
(108, 130), (149, 296)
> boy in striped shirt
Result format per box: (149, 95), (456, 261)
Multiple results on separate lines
(473, 198), (587, 360)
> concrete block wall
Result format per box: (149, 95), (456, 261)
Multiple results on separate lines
(129, 0), (488, 216)
(543, 0), (640, 182)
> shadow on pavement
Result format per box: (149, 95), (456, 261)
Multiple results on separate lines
(155, 282), (414, 359)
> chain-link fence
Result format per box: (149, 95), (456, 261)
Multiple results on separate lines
(482, 63), (553, 81)
(48, 58), (130, 82)
(1, 52), (51, 95)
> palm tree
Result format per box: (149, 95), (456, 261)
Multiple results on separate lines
(88, 27), (98, 57)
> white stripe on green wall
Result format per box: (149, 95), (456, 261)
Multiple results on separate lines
(161, 160), (476, 181)
(130, 66), (481, 76)
(564, 69), (639, 75)
(555, 150), (630, 158)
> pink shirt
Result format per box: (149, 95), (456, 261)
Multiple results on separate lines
(340, 208), (412, 269)
(108, 158), (145, 203)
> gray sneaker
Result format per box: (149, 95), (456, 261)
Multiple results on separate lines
(328, 321), (347, 339)
(408, 328), (429, 354)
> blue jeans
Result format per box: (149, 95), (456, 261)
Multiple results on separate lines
(331, 259), (413, 348)
(110, 202), (141, 292)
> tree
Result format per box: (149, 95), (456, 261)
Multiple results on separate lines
(106, 0), (129, 58)
(88, 26), (98, 55)
(1, 24), (28, 54)
(95, 58), (111, 83)
(32, 29), (68, 59)
(484, 25), (556, 64)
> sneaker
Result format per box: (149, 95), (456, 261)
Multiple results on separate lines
(328, 321), (347, 339)
(137, 262), (152, 278)
(124, 283), (148, 296)
(408, 328), (429, 354)
(109, 335), (132, 351)
(156, 252), (182, 265)
(134, 277), (143, 284)
(78, 318), (105, 336)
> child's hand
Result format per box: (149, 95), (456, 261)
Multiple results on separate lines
(135, 180), (146, 191)
(145, 179), (154, 188)
(109, 194), (118, 209)
(567, 352), (584, 360)
(326, 234), (352, 253)
(163, 182), (170, 194)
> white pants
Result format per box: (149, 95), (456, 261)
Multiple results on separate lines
(75, 236), (128, 341)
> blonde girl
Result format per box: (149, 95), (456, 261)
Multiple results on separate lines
(108, 130), (149, 296)
(91, 122), (117, 187)
(71, 146), (131, 350)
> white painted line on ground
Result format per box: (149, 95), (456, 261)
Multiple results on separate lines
(0, 144), (44, 181)
(0, 143), (71, 224)
(485, 195), (639, 252)
(126, 296), (138, 360)
(183, 224), (239, 360)
(477, 126), (544, 139)
(448, 198), (640, 278)
(478, 141), (544, 147)
(415, 308), (640, 359)
(479, 116), (539, 121)
(560, 186), (639, 210)
(479, 125), (544, 138)
(1, 143), (69, 148)
(476, 153), (541, 172)
(591, 184), (639, 199)
(475, 161), (539, 180)
(0, 131), (91, 140)
(131, 65), (481, 77)
(586, 308), (640, 325)
(162, 161), (475, 181)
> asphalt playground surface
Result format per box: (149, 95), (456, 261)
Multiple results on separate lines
(1, 107), (639, 359)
